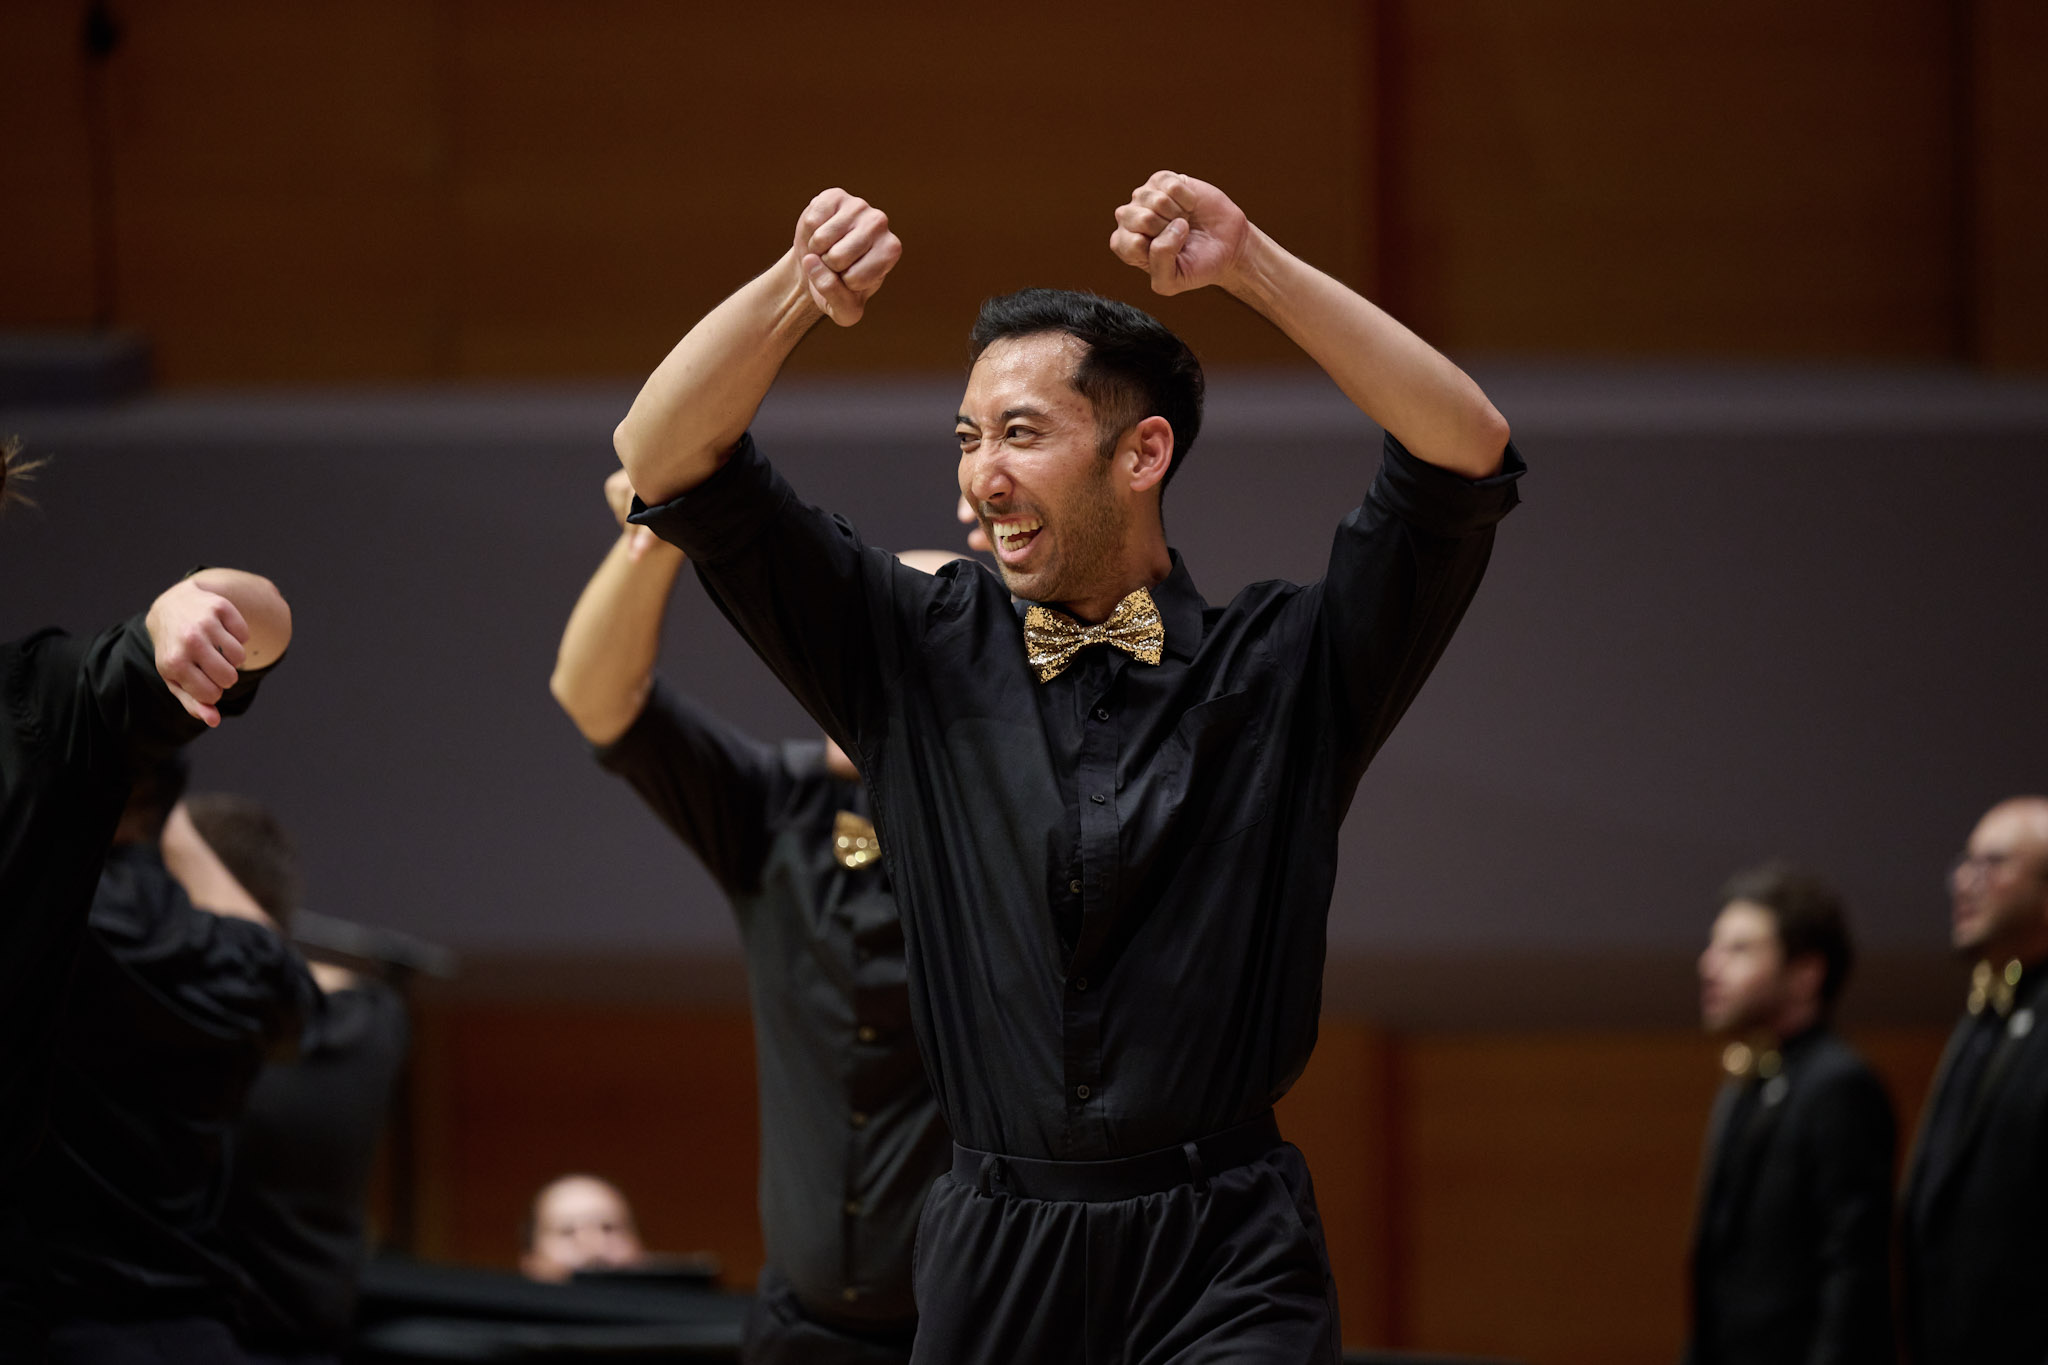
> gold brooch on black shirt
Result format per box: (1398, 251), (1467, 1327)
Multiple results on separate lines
(833, 811), (880, 870)
(1721, 1039), (1783, 1081)
(1022, 587), (1165, 683)
(1967, 958), (2024, 1018)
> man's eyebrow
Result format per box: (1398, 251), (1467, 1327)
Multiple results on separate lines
(955, 405), (1050, 429)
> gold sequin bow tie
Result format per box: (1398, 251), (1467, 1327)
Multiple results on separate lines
(1022, 588), (1165, 684)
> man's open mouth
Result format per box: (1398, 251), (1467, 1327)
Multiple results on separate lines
(992, 517), (1043, 556)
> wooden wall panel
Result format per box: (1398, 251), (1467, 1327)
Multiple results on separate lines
(414, 1001), (766, 1278)
(21, 3), (2031, 378)
(0, 2), (98, 324)
(1382, 0), (1963, 360)
(442, 0), (1370, 378)
(1276, 1020), (1397, 1348)
(1393, 1026), (1948, 1364)
(103, 1), (447, 383)
(1397, 1033), (1719, 1364)
(1972, 0), (2048, 370)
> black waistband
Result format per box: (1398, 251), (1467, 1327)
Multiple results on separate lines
(950, 1110), (1283, 1203)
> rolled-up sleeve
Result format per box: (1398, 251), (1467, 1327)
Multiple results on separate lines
(595, 682), (787, 899)
(629, 434), (955, 761)
(1313, 432), (1525, 782)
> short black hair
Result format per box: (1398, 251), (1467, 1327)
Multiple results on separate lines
(1720, 861), (1856, 1013)
(968, 289), (1204, 490)
(184, 792), (301, 930)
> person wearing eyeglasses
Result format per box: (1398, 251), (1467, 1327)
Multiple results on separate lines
(1684, 862), (1894, 1365)
(1901, 796), (2048, 1365)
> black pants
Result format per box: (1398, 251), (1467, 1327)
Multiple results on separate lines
(45, 1319), (251, 1365)
(910, 1140), (1340, 1365)
(0, 1202), (44, 1365)
(744, 1266), (916, 1365)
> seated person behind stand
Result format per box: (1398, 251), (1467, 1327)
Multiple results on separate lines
(1, 439), (292, 1355)
(520, 1175), (648, 1284)
(27, 770), (318, 1364)
(191, 794), (412, 1364)
(550, 471), (957, 1363)
(1685, 863), (1894, 1365)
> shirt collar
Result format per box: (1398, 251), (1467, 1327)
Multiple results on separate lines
(1152, 551), (1206, 663)
(1008, 550), (1208, 664)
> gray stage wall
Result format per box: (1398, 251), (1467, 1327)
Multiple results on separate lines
(4, 364), (2047, 968)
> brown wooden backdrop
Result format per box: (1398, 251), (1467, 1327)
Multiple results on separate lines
(400, 992), (1948, 1365)
(5, 0), (2044, 380)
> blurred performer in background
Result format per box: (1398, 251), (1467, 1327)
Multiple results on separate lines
(1, 436), (292, 1360)
(550, 471), (953, 1364)
(519, 1175), (648, 1284)
(1685, 863), (1894, 1365)
(1901, 796), (2048, 1365)
(192, 795), (411, 1365)
(27, 778), (315, 1363)
(29, 773), (315, 1364)
(612, 171), (1518, 1363)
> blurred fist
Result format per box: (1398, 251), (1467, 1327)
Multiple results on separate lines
(146, 578), (250, 727)
(793, 189), (901, 326)
(603, 467), (666, 562)
(1109, 171), (1251, 297)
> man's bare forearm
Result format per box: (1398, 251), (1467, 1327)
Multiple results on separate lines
(614, 190), (902, 505)
(1111, 172), (1508, 480)
(1224, 229), (1508, 479)
(550, 528), (687, 746)
(613, 254), (822, 505)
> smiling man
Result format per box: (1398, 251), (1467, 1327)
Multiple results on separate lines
(612, 172), (1521, 1363)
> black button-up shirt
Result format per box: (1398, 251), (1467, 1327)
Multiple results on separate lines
(28, 842), (317, 1323)
(597, 683), (947, 1323)
(223, 979), (411, 1351)
(636, 432), (1521, 1160)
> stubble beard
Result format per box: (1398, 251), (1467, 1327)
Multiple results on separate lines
(999, 459), (1127, 613)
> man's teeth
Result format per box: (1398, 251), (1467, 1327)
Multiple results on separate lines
(993, 517), (1042, 545)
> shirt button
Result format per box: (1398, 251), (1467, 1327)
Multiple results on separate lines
(857, 1025), (878, 1044)
(1075, 1084), (1091, 1100)
(1094, 707), (1109, 721)
(1090, 793), (1106, 805)
(844, 1199), (864, 1217)
(1071, 977), (1087, 993)
(1069, 879), (1082, 894)
(850, 1110), (869, 1129)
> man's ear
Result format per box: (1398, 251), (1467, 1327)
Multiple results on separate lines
(1124, 416), (1175, 494)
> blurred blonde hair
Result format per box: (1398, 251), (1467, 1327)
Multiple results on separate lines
(0, 436), (47, 513)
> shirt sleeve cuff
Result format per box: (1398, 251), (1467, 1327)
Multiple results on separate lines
(590, 680), (664, 771)
(627, 433), (790, 564)
(1370, 431), (1525, 537)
